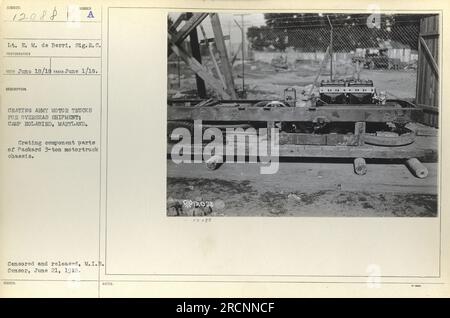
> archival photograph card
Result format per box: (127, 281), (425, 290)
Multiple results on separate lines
(0, 0), (449, 298)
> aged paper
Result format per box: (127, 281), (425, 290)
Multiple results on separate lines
(0, 0), (449, 297)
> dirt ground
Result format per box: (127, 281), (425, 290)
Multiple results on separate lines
(168, 59), (417, 101)
(167, 161), (438, 217)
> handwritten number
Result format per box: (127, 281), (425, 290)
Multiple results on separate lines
(12, 8), (56, 22)
(50, 7), (57, 21)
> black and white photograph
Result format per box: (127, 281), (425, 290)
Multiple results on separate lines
(166, 12), (439, 217)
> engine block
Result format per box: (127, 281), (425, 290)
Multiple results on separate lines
(318, 79), (376, 105)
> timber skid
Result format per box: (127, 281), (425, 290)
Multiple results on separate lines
(167, 99), (437, 178)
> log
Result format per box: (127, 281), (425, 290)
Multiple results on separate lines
(205, 155), (223, 170)
(353, 157), (367, 175)
(405, 158), (428, 178)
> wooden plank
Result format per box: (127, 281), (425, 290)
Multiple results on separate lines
(167, 137), (438, 161)
(279, 133), (362, 146)
(417, 104), (439, 113)
(405, 122), (438, 136)
(199, 35), (230, 44)
(415, 33), (423, 104)
(326, 133), (358, 146)
(279, 133), (327, 145)
(168, 34), (231, 99)
(419, 36), (439, 79)
(209, 13), (237, 99)
(416, 15), (439, 128)
(420, 31), (439, 37)
(167, 105), (420, 123)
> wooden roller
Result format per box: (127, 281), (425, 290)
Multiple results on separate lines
(353, 157), (367, 175)
(406, 158), (428, 179)
(205, 155), (223, 170)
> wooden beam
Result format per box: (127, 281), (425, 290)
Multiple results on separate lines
(419, 36), (439, 79)
(169, 13), (187, 32)
(209, 13), (237, 99)
(188, 25), (206, 98)
(419, 31), (439, 37)
(416, 103), (439, 113)
(280, 133), (327, 145)
(278, 132), (368, 146)
(168, 13), (209, 58)
(168, 34), (231, 99)
(167, 140), (438, 162)
(199, 35), (230, 44)
(171, 13), (209, 46)
(354, 122), (366, 146)
(167, 105), (420, 123)
(199, 25), (226, 90)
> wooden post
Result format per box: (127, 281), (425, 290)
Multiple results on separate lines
(209, 13), (237, 99)
(199, 25), (226, 90)
(187, 17), (206, 98)
(267, 121), (275, 155)
(354, 157), (367, 175)
(327, 15), (333, 81)
(354, 121), (366, 146)
(309, 45), (330, 96)
(231, 42), (242, 66)
(406, 158), (428, 178)
(356, 61), (361, 80)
